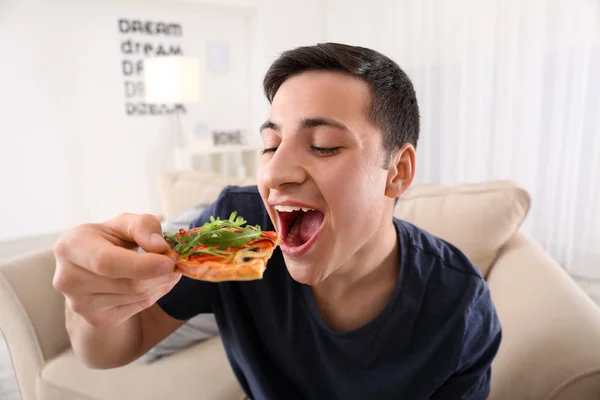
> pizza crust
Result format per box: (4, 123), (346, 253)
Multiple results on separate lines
(162, 248), (267, 282)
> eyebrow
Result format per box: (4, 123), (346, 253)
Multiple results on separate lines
(259, 117), (350, 133)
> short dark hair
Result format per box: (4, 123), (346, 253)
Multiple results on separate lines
(263, 42), (420, 168)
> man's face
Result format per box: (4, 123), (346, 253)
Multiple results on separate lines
(258, 71), (394, 285)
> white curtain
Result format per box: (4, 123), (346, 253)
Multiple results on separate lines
(325, 0), (600, 279)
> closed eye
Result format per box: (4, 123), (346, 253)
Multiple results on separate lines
(261, 146), (342, 156)
(311, 146), (341, 156)
(261, 147), (278, 155)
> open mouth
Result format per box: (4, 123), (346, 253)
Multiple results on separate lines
(275, 205), (325, 255)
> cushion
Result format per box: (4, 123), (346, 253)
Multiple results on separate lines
(394, 180), (530, 277)
(37, 337), (244, 400)
(158, 171), (256, 220)
(161, 203), (209, 233)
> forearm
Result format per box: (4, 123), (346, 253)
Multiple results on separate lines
(66, 305), (143, 369)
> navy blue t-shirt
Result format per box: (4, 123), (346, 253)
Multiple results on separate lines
(157, 185), (502, 400)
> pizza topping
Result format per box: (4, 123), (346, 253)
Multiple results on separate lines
(161, 213), (281, 282)
(163, 212), (266, 258)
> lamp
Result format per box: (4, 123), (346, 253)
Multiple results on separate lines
(143, 56), (201, 169)
(144, 56), (201, 103)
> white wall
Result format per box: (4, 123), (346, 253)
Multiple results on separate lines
(0, 0), (325, 242)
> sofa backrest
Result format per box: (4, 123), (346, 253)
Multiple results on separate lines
(158, 172), (530, 278)
(394, 180), (531, 277)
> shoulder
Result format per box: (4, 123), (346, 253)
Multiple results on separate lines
(395, 219), (501, 392)
(212, 184), (263, 207)
(396, 218), (483, 280)
(396, 218), (494, 315)
(190, 185), (273, 230)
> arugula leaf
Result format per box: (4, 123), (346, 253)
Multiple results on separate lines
(165, 212), (262, 256)
(163, 232), (179, 243)
(199, 229), (261, 250)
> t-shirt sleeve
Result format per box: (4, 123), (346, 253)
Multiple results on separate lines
(156, 187), (230, 321)
(431, 280), (502, 400)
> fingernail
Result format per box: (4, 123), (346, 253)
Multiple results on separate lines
(150, 233), (166, 248)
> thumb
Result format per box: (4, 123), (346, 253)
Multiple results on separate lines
(147, 232), (170, 252)
(105, 213), (171, 254)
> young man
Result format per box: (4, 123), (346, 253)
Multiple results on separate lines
(53, 43), (501, 399)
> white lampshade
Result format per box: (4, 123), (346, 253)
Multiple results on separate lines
(144, 56), (201, 103)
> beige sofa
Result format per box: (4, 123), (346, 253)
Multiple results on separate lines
(2, 173), (600, 400)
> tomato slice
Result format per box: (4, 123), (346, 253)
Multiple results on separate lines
(188, 253), (228, 263)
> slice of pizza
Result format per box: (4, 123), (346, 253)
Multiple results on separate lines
(162, 212), (280, 282)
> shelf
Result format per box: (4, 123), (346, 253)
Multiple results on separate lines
(182, 138), (261, 155)
(172, 145), (261, 178)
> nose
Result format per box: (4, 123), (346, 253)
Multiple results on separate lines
(261, 140), (307, 190)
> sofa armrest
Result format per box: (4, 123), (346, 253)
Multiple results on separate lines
(0, 248), (69, 400)
(487, 232), (600, 400)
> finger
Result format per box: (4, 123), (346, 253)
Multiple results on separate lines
(54, 227), (175, 279)
(55, 260), (181, 295)
(104, 213), (170, 254)
(98, 284), (177, 328)
(76, 277), (181, 312)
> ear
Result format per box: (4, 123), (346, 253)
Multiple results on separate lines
(385, 143), (416, 199)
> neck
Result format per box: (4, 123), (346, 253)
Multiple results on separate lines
(313, 217), (400, 298)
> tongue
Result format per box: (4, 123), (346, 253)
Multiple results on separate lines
(298, 210), (324, 243)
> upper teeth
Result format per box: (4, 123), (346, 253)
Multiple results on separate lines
(274, 205), (315, 212)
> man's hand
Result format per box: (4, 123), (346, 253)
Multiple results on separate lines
(53, 213), (180, 329)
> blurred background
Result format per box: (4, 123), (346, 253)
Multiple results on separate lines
(0, 0), (598, 282)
